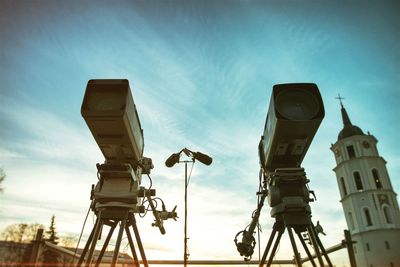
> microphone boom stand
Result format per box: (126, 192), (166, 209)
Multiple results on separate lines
(183, 159), (193, 267)
(165, 148), (212, 267)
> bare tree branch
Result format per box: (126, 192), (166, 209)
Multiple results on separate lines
(0, 223), (45, 242)
(0, 168), (5, 193)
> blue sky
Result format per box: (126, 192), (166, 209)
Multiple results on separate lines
(1, 0), (399, 264)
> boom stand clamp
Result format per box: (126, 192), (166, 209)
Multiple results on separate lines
(259, 167), (332, 267)
(76, 163), (155, 267)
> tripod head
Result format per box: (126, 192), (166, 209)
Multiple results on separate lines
(89, 161), (177, 234)
(91, 163), (144, 211)
(266, 168), (314, 219)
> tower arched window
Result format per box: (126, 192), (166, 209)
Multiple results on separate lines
(372, 169), (382, 189)
(347, 145), (356, 159)
(383, 206), (392, 224)
(354, 171), (363, 191)
(340, 177), (348, 196)
(364, 208), (373, 226)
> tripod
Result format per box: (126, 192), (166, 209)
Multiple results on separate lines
(259, 168), (332, 267)
(236, 168), (333, 266)
(259, 212), (332, 267)
(75, 162), (175, 267)
(76, 207), (148, 267)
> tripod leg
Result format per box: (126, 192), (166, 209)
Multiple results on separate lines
(266, 227), (284, 267)
(125, 224), (140, 267)
(297, 232), (317, 267)
(306, 225), (324, 267)
(85, 212), (104, 267)
(310, 223), (333, 267)
(76, 221), (97, 267)
(259, 226), (278, 267)
(95, 221), (118, 267)
(344, 230), (357, 267)
(287, 227), (301, 267)
(129, 213), (148, 267)
(111, 217), (127, 267)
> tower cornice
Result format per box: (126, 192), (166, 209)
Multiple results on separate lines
(332, 155), (387, 172)
(340, 188), (398, 202)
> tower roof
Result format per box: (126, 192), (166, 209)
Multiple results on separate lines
(337, 97), (364, 140)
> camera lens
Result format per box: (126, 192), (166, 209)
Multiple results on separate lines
(275, 89), (320, 120)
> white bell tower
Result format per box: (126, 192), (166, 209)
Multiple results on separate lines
(330, 98), (400, 267)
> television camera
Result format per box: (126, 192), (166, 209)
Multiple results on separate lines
(235, 83), (333, 267)
(77, 79), (177, 267)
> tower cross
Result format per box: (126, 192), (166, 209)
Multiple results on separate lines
(336, 94), (345, 107)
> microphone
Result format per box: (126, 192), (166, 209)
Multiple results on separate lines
(193, 151), (212, 166)
(165, 153), (180, 168)
(152, 213), (166, 235)
(166, 148), (212, 167)
(160, 205), (178, 221)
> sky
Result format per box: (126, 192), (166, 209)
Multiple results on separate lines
(0, 0), (400, 266)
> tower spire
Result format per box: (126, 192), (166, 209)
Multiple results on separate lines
(336, 94), (352, 127)
(336, 94), (364, 140)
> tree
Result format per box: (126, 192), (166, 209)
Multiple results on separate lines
(59, 234), (78, 248)
(45, 215), (59, 245)
(0, 167), (5, 193)
(43, 215), (60, 267)
(0, 223), (44, 242)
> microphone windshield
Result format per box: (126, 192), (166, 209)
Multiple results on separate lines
(193, 152), (212, 166)
(165, 153), (180, 167)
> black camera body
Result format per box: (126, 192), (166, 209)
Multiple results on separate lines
(81, 79), (144, 170)
(235, 83), (328, 262)
(259, 83), (325, 173)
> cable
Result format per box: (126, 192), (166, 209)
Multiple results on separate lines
(146, 174), (153, 190)
(256, 168), (265, 261)
(153, 197), (165, 208)
(71, 201), (92, 265)
(257, 223), (261, 261)
(138, 174), (154, 218)
(256, 200), (261, 261)
(122, 241), (129, 252)
(139, 198), (150, 218)
(139, 195), (167, 219)
(186, 161), (194, 186)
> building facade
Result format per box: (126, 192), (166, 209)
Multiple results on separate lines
(331, 102), (400, 267)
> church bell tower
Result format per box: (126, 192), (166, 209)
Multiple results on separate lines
(330, 98), (400, 267)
